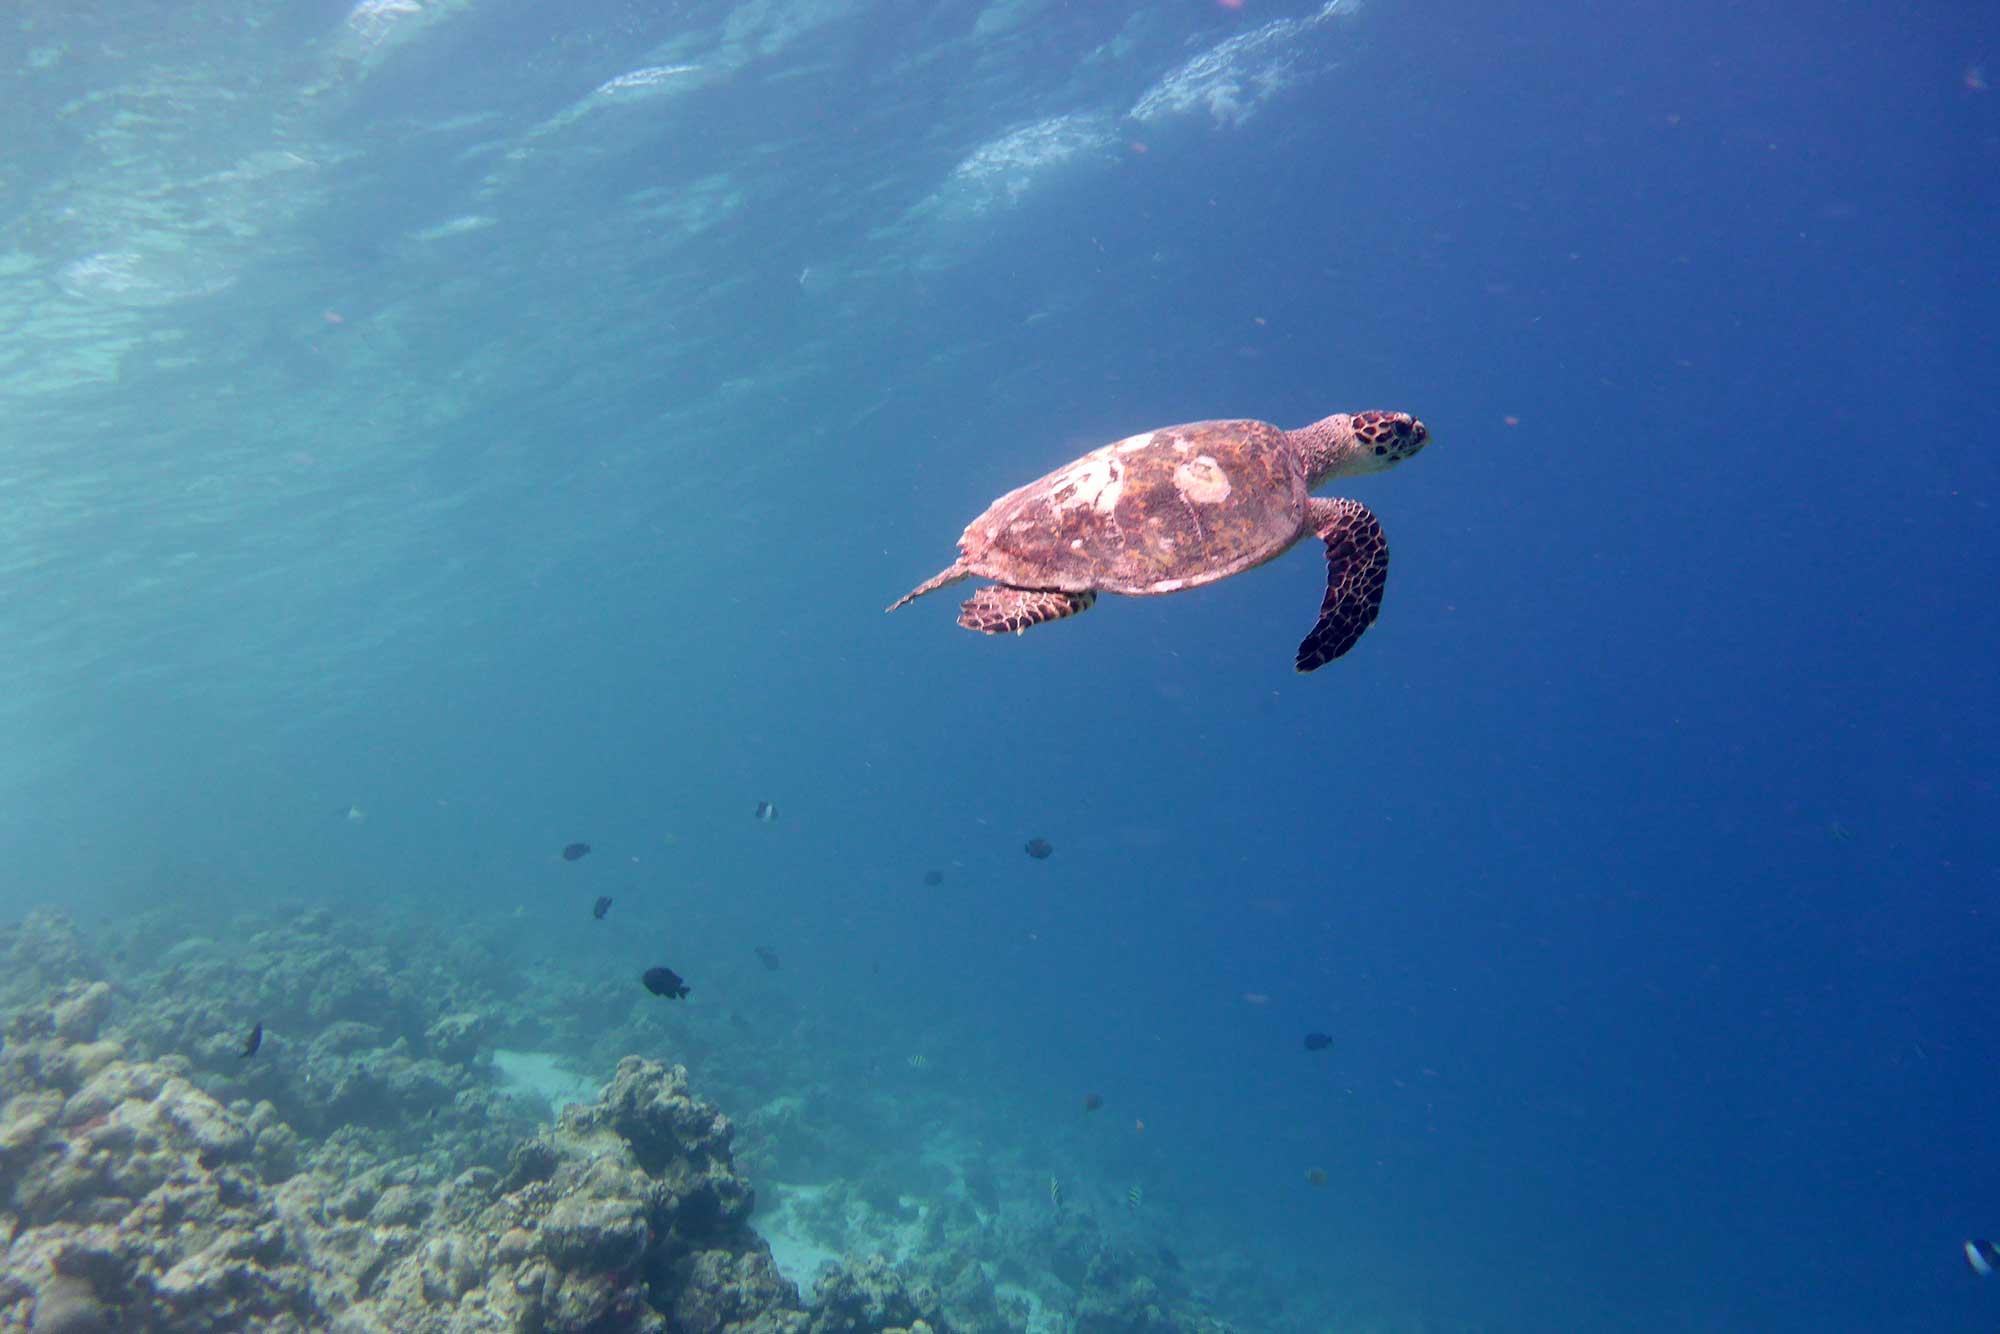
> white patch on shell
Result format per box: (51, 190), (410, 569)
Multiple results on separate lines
(1152, 577), (1189, 592)
(1114, 431), (1156, 453)
(1172, 455), (1232, 505)
(1045, 451), (1125, 516)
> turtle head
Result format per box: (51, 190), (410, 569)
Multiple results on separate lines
(1295, 411), (1430, 485)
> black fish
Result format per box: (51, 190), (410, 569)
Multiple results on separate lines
(240, 1021), (263, 1059)
(1083, 1091), (1104, 1112)
(1968, 1240), (2000, 1276)
(923, 869), (945, 886)
(642, 966), (690, 999)
(592, 895), (613, 920)
(755, 945), (780, 972)
(754, 801), (777, 823)
(1303, 1032), (1332, 1052)
(1024, 837), (1054, 860)
(562, 842), (591, 862)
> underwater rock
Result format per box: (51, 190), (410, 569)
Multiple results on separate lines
(582, 1055), (745, 1192)
(807, 1254), (950, 1334)
(0, 994), (1215, 1334)
(50, 982), (113, 1045)
(319, 1055), (811, 1334)
(236, 1099), (303, 1181)
(424, 1009), (489, 1064)
(737, 1090), (857, 1183)
(366, 1182), (431, 1228)
(938, 1258), (1003, 1334)
(0, 911), (1242, 1334)
(27, 1271), (113, 1333)
(1070, 1248), (1232, 1334)
(0, 913), (99, 1014)
(105, 908), (522, 1164)
(668, 1246), (806, 1333)
(0, 987), (318, 1333)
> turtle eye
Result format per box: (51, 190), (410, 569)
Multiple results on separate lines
(1392, 418), (1411, 438)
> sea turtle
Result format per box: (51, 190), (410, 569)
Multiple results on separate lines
(887, 410), (1430, 671)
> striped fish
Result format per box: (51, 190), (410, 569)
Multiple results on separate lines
(1126, 1185), (1143, 1210)
(1048, 1176), (1063, 1211)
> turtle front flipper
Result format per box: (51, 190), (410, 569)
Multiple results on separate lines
(1295, 497), (1388, 672)
(958, 586), (1097, 636)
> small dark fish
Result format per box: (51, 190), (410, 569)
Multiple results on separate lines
(755, 945), (780, 972)
(923, 869), (945, 886)
(1024, 837), (1054, 860)
(642, 966), (690, 999)
(1083, 1091), (1104, 1112)
(592, 895), (613, 920)
(239, 1021), (263, 1059)
(754, 801), (777, 823)
(1303, 1032), (1333, 1052)
(1968, 1240), (2000, 1276)
(562, 842), (591, 862)
(1304, 1167), (1328, 1187)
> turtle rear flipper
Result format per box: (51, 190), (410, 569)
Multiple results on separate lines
(959, 586), (1096, 636)
(887, 562), (970, 613)
(1295, 497), (1388, 673)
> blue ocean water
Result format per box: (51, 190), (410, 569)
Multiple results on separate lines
(2, 0), (1993, 1330)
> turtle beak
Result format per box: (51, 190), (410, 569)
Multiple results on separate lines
(1385, 415), (1429, 464)
(1398, 416), (1428, 455)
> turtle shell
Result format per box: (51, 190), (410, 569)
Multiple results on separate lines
(959, 419), (1308, 596)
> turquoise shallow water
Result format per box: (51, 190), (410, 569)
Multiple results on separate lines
(1, 1), (1995, 1331)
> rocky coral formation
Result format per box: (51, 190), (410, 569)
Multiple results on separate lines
(322, 1055), (812, 1334)
(0, 961), (958, 1334)
(0, 907), (1256, 1334)
(0, 913), (100, 1016)
(765, 1165), (1234, 1334)
(1068, 1251), (1231, 1334)
(0, 980), (318, 1332)
(105, 908), (532, 1175)
(808, 1254), (948, 1333)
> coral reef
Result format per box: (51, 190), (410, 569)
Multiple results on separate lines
(808, 1255), (947, 1333)
(291, 1055), (811, 1333)
(0, 908), (1251, 1333)
(105, 908), (531, 1174)
(0, 980), (318, 1332)
(0, 980), (921, 1332)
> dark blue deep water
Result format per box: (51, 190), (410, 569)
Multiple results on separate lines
(2, 1), (1994, 1330)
